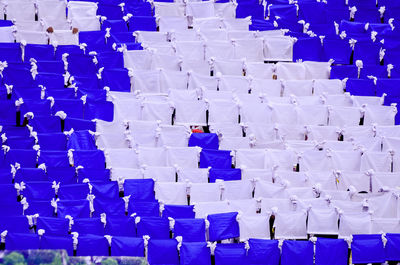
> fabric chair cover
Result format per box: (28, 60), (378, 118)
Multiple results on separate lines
(189, 133), (219, 150)
(213, 59), (244, 76)
(124, 179), (155, 201)
(180, 242), (211, 265)
(136, 216), (170, 239)
(72, 217), (105, 235)
(57, 199), (91, 218)
(328, 106), (362, 126)
(190, 182), (221, 203)
(214, 243), (247, 265)
(91, 182), (119, 200)
(40, 235), (74, 256)
(111, 236), (144, 256)
(129, 16), (157, 32)
(162, 205), (195, 219)
(155, 182), (188, 205)
(159, 125), (190, 147)
(0, 216), (30, 233)
(238, 214), (270, 241)
(148, 239), (179, 265)
(6, 233), (40, 250)
(209, 169), (242, 183)
(247, 239), (280, 265)
(154, 2), (186, 17)
(207, 212), (239, 241)
(14, 168), (47, 183)
(360, 152), (392, 172)
(5, 149), (37, 168)
(84, 99), (114, 122)
(105, 216), (136, 236)
(274, 210), (307, 239)
(264, 37), (294, 61)
(23, 182), (54, 201)
(159, 16), (188, 32)
(141, 101), (174, 125)
(281, 241), (314, 265)
(351, 234), (386, 264)
(166, 147), (200, 168)
(293, 37), (323, 62)
(233, 39), (264, 62)
(105, 149), (140, 169)
(338, 212), (372, 238)
(200, 149), (232, 169)
(143, 166), (176, 182)
(36, 217), (70, 236)
(129, 200), (160, 217)
(93, 197), (126, 217)
(73, 150), (105, 168)
(138, 147), (167, 166)
(76, 234), (110, 256)
(385, 233), (400, 261)
(174, 218), (206, 242)
(307, 208), (339, 235)
(315, 238), (348, 265)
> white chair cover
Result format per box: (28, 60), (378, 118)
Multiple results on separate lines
(174, 100), (207, 125)
(363, 105), (396, 126)
(221, 180), (254, 200)
(254, 180), (288, 198)
(110, 167), (143, 181)
(238, 215), (271, 241)
(158, 16), (188, 32)
(368, 192), (399, 218)
(193, 201), (232, 218)
(214, 2), (236, 19)
(213, 59), (244, 76)
(236, 149), (266, 169)
(188, 72), (218, 91)
(181, 60), (210, 75)
(209, 123), (243, 137)
(328, 106), (362, 126)
(218, 76), (250, 94)
(159, 125), (190, 147)
(152, 54), (181, 71)
(305, 125), (340, 141)
(205, 41), (234, 60)
(307, 208), (339, 235)
(265, 150), (297, 172)
(338, 212), (372, 238)
(138, 147), (167, 166)
(177, 168), (209, 183)
(245, 63), (275, 79)
(155, 182), (188, 205)
(228, 199), (259, 216)
(282, 80), (313, 97)
(264, 37), (294, 61)
(222, 18), (251, 30)
(71, 17), (100, 31)
(250, 79), (282, 97)
(143, 166), (176, 182)
(154, 2), (186, 17)
(360, 152), (392, 172)
(313, 79), (344, 95)
(135, 31), (168, 43)
(240, 103), (273, 124)
(232, 38), (264, 62)
(175, 41), (205, 61)
(371, 218), (400, 233)
(123, 50), (152, 70)
(274, 210), (308, 239)
(16, 31), (49, 45)
(219, 136), (250, 150)
(166, 146), (200, 168)
(189, 182), (222, 203)
(97, 133), (130, 149)
(271, 104), (298, 124)
(0, 26), (15, 42)
(132, 70), (162, 94)
(303, 61), (331, 79)
(186, 1), (215, 18)
(67, 1), (98, 19)
(6, 1), (36, 20)
(105, 149), (140, 169)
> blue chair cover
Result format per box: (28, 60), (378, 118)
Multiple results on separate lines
(281, 240), (314, 265)
(345, 79), (376, 96)
(123, 179), (155, 201)
(0, 169), (13, 183)
(247, 239), (280, 265)
(24, 44), (55, 61)
(79, 31), (110, 52)
(214, 243), (247, 265)
(109, 32), (136, 45)
(180, 242), (211, 265)
(72, 217), (105, 235)
(101, 68), (132, 92)
(269, 4), (298, 22)
(46, 88), (77, 100)
(136, 217), (170, 239)
(97, 51), (125, 68)
(163, 205), (195, 219)
(29, 116), (62, 133)
(55, 45), (84, 60)
(323, 39), (352, 65)
(24, 200), (54, 217)
(148, 239), (179, 265)
(249, 19), (275, 31)
(0, 100), (16, 125)
(37, 133), (68, 150)
(57, 199), (91, 218)
(188, 133), (219, 150)
(76, 234), (110, 256)
(36, 217), (70, 236)
(209, 168), (241, 182)
(5, 136), (35, 149)
(293, 37), (323, 62)
(340, 20), (367, 35)
(53, 99), (84, 119)
(12, 87), (42, 101)
(359, 65), (388, 79)
(77, 168), (110, 183)
(3, 67), (36, 88)
(125, 2), (152, 17)
(101, 19), (128, 32)
(121, 42), (143, 50)
(0, 20), (13, 27)
(111, 236), (145, 256)
(64, 117), (96, 132)
(67, 54), (98, 77)
(6, 233), (40, 250)
(207, 212), (239, 242)
(351, 234), (385, 264)
(91, 182), (119, 200)
(23, 181), (54, 200)
(1, 126), (30, 137)
(58, 184), (90, 200)
(5, 149), (37, 168)
(38, 151), (70, 168)
(40, 235), (74, 256)
(128, 16), (157, 31)
(84, 99), (114, 122)
(77, 87), (107, 101)
(67, 130), (97, 150)
(174, 218), (206, 242)
(385, 233), (400, 261)
(46, 167), (77, 184)
(376, 79), (400, 97)
(330, 65), (358, 79)
(236, 3), (264, 19)
(0, 184), (18, 202)
(105, 216), (136, 236)
(73, 150), (105, 168)
(0, 43), (23, 62)
(298, 3), (327, 24)
(309, 23), (337, 37)
(353, 41), (381, 65)
(0, 216), (31, 233)
(200, 149), (232, 169)
(20, 99), (52, 118)
(15, 168), (47, 183)
(36, 61), (65, 74)
(97, 3), (124, 19)
(128, 200), (160, 217)
(93, 197), (126, 217)
(0, 202), (23, 216)
(354, 8), (381, 23)
(70, 75), (102, 90)
(315, 238), (348, 265)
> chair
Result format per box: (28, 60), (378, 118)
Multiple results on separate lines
(22, 181), (55, 201)
(105, 216), (136, 237)
(351, 234), (385, 264)
(180, 242), (211, 265)
(58, 184), (90, 200)
(385, 233), (400, 262)
(136, 216), (170, 239)
(0, 185), (17, 202)
(315, 238), (348, 265)
(14, 168), (47, 183)
(91, 182), (119, 200)
(93, 197), (126, 217)
(128, 16), (157, 32)
(174, 218), (206, 242)
(0, 216), (31, 233)
(40, 235), (74, 256)
(128, 200), (160, 217)
(207, 212), (239, 241)
(84, 99), (114, 122)
(73, 150), (106, 168)
(162, 205), (195, 219)
(101, 68), (132, 92)
(293, 37), (323, 62)
(76, 234), (110, 256)
(188, 133), (219, 150)
(5, 149), (37, 168)
(5, 233), (40, 250)
(323, 39), (352, 65)
(200, 149), (232, 169)
(105, 149), (140, 169)
(72, 217), (105, 235)
(68, 130), (97, 151)
(24, 44), (55, 61)
(274, 210), (308, 239)
(77, 168), (110, 183)
(281, 241), (314, 265)
(57, 199), (91, 219)
(111, 236), (144, 256)
(214, 243), (247, 265)
(36, 217), (70, 236)
(124, 179), (155, 201)
(47, 167), (76, 184)
(247, 239), (280, 265)
(148, 239), (179, 265)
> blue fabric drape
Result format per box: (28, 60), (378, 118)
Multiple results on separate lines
(0, 216), (31, 233)
(58, 184), (90, 200)
(345, 79), (376, 96)
(97, 51), (125, 68)
(6, 233), (40, 250)
(111, 236), (145, 256)
(40, 235), (74, 256)
(93, 197), (126, 217)
(0, 43), (22, 62)
(209, 168), (241, 182)
(136, 217), (170, 239)
(25, 44), (55, 61)
(57, 199), (91, 218)
(72, 217), (105, 235)
(200, 149), (232, 169)
(128, 200), (160, 217)
(73, 150), (105, 168)
(174, 218), (206, 242)
(293, 37), (323, 62)
(123, 179), (155, 201)
(0, 184), (17, 202)
(91, 182), (120, 200)
(36, 217), (70, 236)
(6, 149), (37, 167)
(46, 167), (77, 184)
(315, 238), (348, 265)
(189, 133), (219, 150)
(207, 212), (240, 242)
(67, 130), (97, 150)
(330, 65), (358, 79)
(351, 234), (386, 264)
(281, 240), (314, 265)
(30, 116), (62, 133)
(323, 39), (352, 65)
(24, 200), (54, 217)
(0, 100), (16, 125)
(0, 169), (12, 183)
(77, 168), (110, 183)
(148, 239), (179, 265)
(76, 234), (110, 256)
(101, 68), (132, 92)
(84, 99), (114, 122)
(101, 19), (128, 32)
(38, 151), (70, 168)
(247, 239), (280, 265)
(64, 117), (96, 132)
(79, 31), (110, 52)
(14, 168), (47, 183)
(163, 205), (195, 219)
(180, 242), (211, 265)
(105, 216), (136, 237)
(37, 133), (68, 151)
(53, 99), (84, 119)
(128, 16), (157, 31)
(214, 243), (247, 265)
(23, 182), (54, 200)
(385, 233), (400, 261)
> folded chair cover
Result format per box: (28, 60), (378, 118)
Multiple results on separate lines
(111, 236), (144, 256)
(136, 216), (170, 239)
(76, 234), (110, 256)
(40, 235), (74, 256)
(174, 218), (206, 242)
(148, 239), (179, 265)
(6, 233), (40, 250)
(207, 212), (239, 241)
(214, 243), (247, 265)
(281, 240), (314, 265)
(180, 242), (211, 265)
